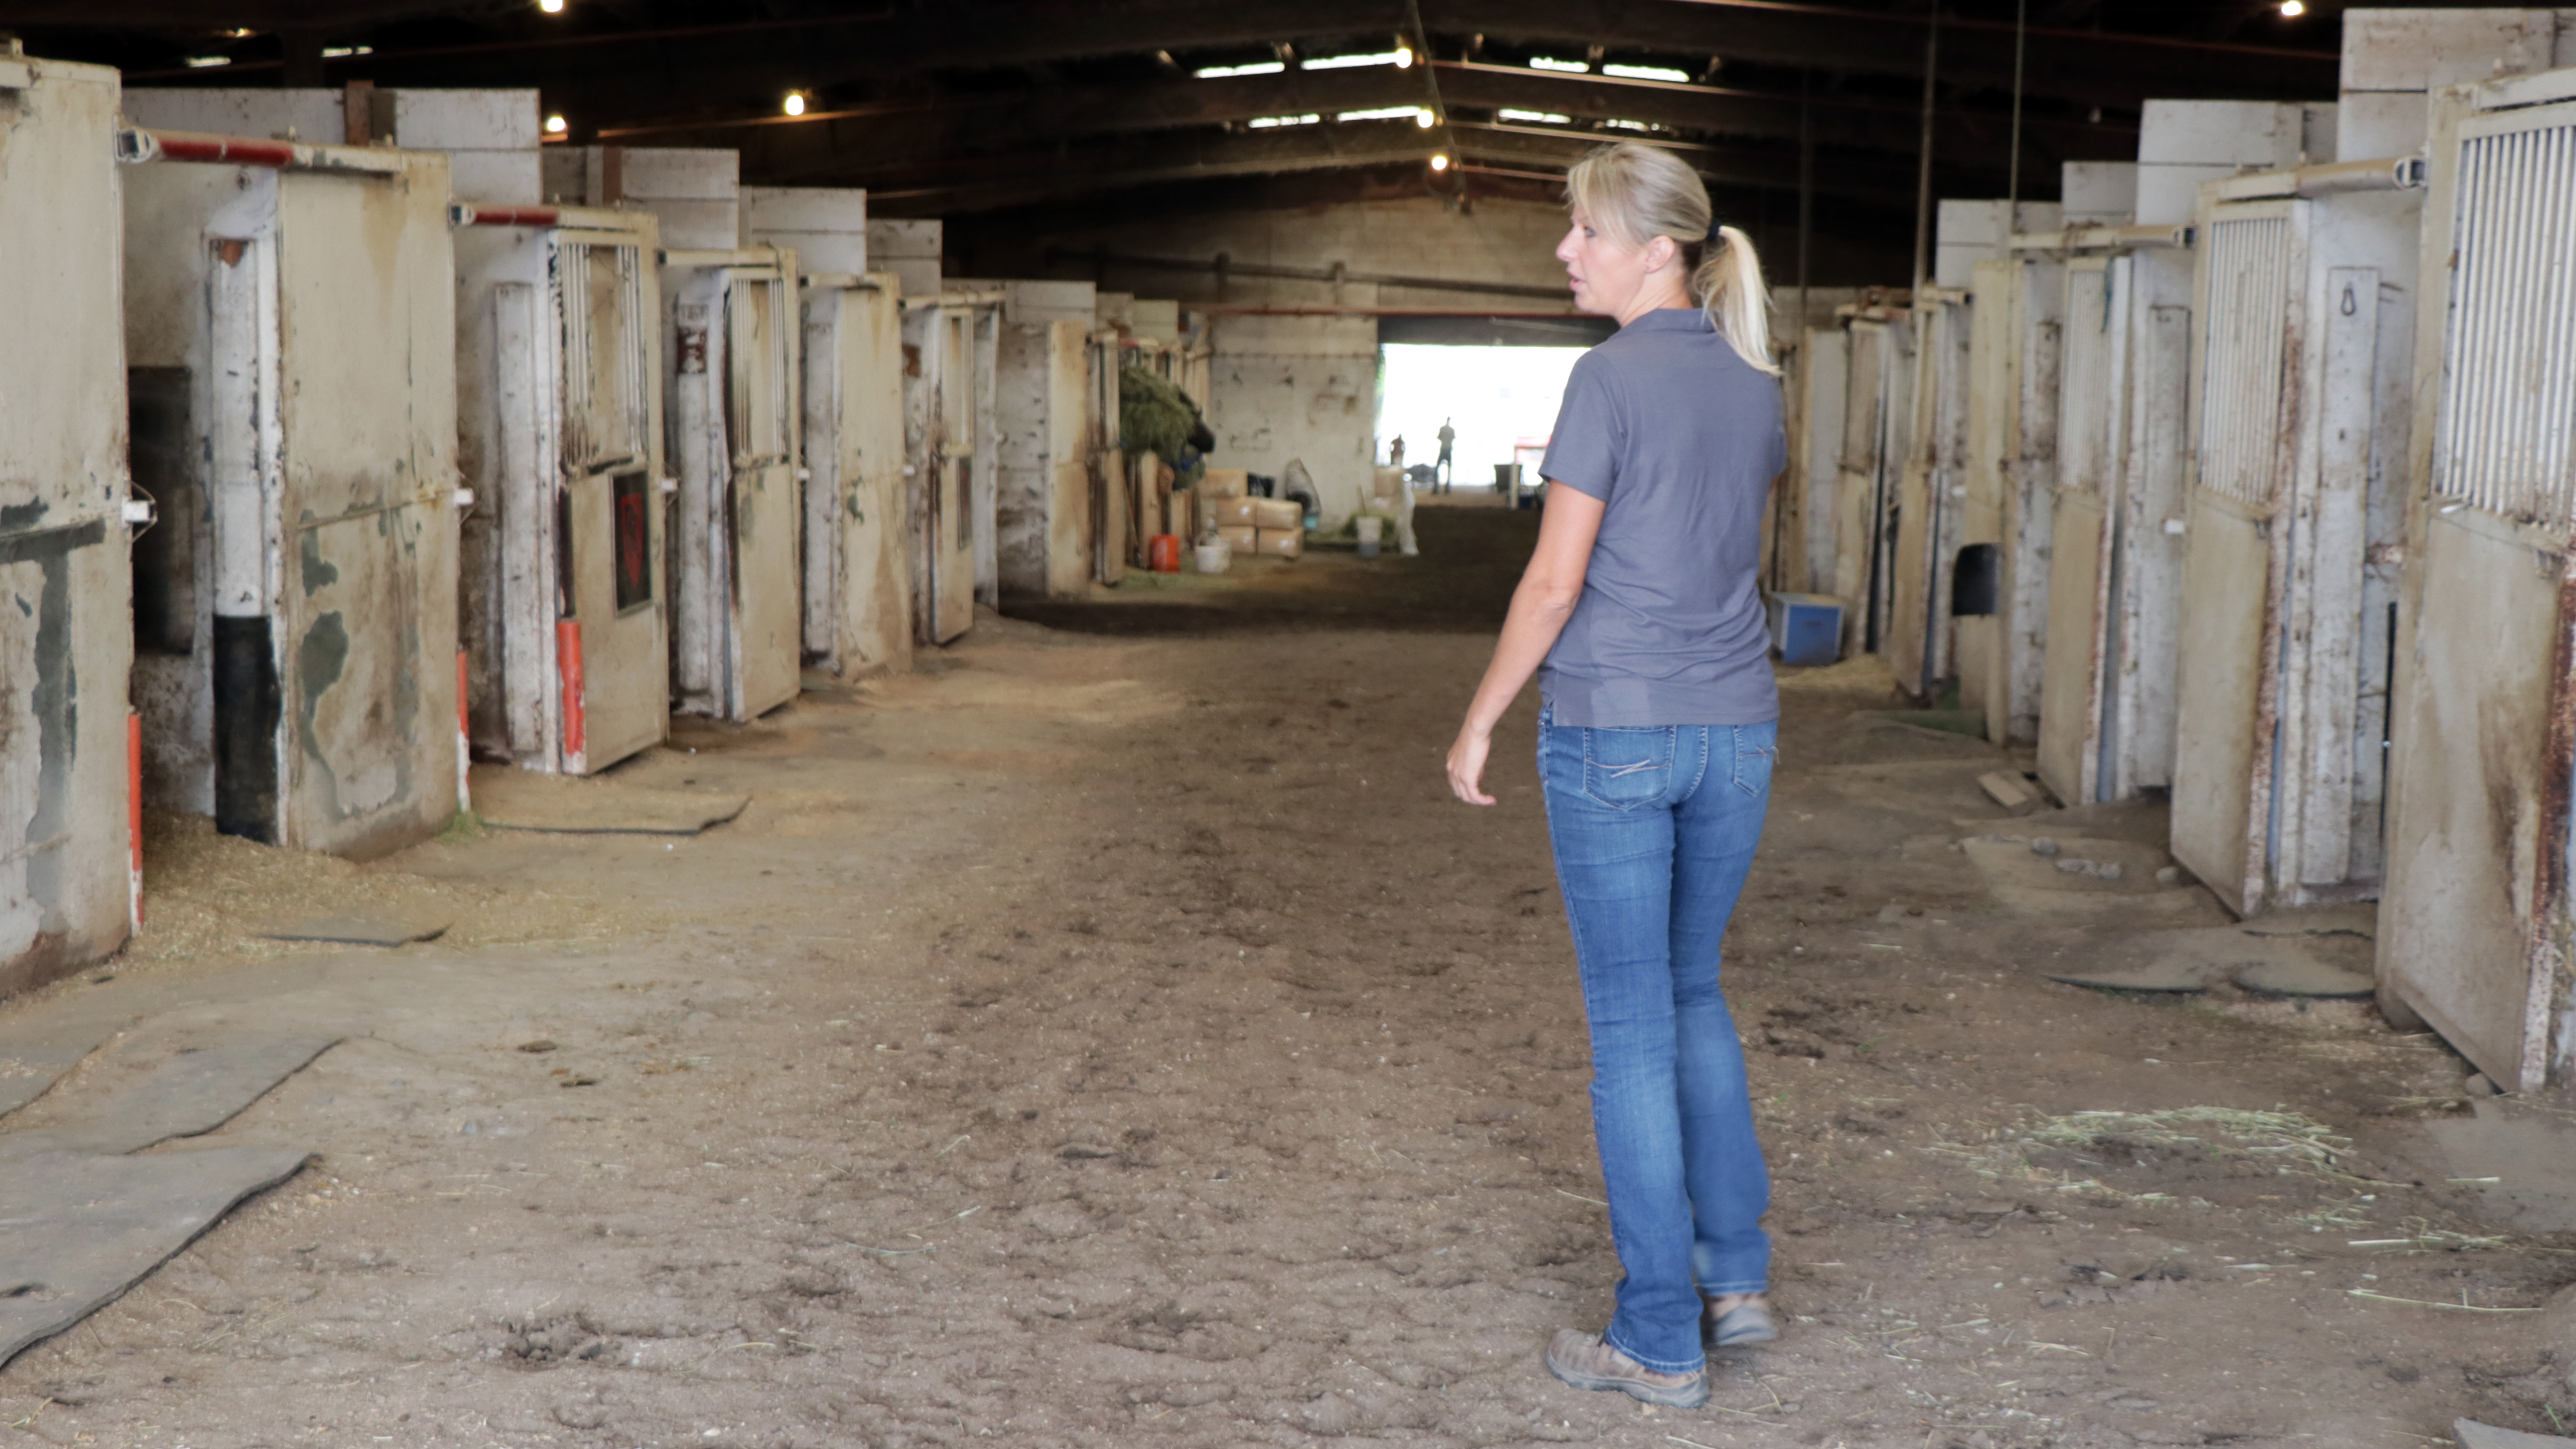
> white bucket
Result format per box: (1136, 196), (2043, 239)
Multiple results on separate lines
(1354, 516), (1384, 559)
(1194, 540), (1231, 574)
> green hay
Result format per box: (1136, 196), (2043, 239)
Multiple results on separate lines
(1119, 365), (1207, 476)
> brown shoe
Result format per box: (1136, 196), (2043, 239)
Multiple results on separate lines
(1544, 1329), (1709, 1408)
(1703, 1293), (1778, 1347)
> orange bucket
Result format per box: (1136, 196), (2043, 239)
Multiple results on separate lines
(1148, 534), (1182, 572)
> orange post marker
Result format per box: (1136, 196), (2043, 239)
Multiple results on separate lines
(557, 619), (586, 770)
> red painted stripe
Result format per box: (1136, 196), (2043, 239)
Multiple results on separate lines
(461, 205), (563, 227)
(557, 620), (586, 763)
(147, 132), (299, 167)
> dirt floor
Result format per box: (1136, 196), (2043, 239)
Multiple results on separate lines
(6, 505), (2576, 1449)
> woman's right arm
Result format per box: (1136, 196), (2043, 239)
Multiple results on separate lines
(1445, 485), (1607, 806)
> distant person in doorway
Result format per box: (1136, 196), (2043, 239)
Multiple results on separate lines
(1435, 418), (1456, 492)
(1443, 140), (1787, 1411)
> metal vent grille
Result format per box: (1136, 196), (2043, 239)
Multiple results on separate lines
(2196, 213), (2296, 506)
(558, 242), (648, 472)
(2437, 120), (2576, 529)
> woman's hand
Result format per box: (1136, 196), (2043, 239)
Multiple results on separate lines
(1447, 726), (1496, 806)
(1440, 485), (1604, 809)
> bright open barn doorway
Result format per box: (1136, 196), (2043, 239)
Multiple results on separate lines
(1375, 326), (1603, 494)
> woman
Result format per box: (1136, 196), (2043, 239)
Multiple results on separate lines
(1444, 141), (1785, 1410)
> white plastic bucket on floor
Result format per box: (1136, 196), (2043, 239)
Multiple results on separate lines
(1355, 516), (1383, 559)
(1194, 540), (1231, 574)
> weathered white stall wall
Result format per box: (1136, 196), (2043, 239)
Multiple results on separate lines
(125, 146), (462, 859)
(1933, 200), (2059, 289)
(2338, 8), (2576, 161)
(1, 57), (133, 997)
(2060, 163), (2139, 226)
(2135, 100), (2335, 225)
(1130, 299), (1181, 343)
(126, 87), (542, 205)
(1209, 312), (1382, 528)
(744, 187), (867, 275)
(116, 87), (342, 144)
(386, 90), (541, 204)
(542, 146), (739, 248)
(867, 219), (942, 297)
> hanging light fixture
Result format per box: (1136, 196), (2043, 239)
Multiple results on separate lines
(1415, 109), (1435, 129)
(2280, 0), (2305, 14)
(783, 92), (807, 117)
(1429, 153), (1451, 172)
(545, 114), (567, 134)
(537, 0), (564, 13)
(1394, 40), (1415, 69)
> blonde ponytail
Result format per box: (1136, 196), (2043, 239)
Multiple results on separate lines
(1564, 141), (1779, 376)
(1691, 225), (1779, 377)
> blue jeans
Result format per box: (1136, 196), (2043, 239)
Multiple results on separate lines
(1537, 707), (1776, 1375)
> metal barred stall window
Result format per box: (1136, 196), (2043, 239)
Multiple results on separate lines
(2435, 120), (2576, 528)
(2193, 210), (2301, 509)
(2379, 68), (2576, 1094)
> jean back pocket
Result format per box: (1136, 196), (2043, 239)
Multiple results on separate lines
(1581, 726), (1676, 810)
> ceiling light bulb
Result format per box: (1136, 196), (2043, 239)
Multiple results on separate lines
(784, 92), (807, 117)
(545, 114), (567, 134)
(2280, 0), (2305, 13)
(1429, 153), (1450, 172)
(1415, 109), (1435, 128)
(537, 0), (564, 12)
(1395, 42), (1415, 69)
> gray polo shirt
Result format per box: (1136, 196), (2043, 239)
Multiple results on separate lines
(1538, 307), (1785, 728)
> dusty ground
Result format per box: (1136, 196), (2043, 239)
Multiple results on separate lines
(5, 507), (2575, 1449)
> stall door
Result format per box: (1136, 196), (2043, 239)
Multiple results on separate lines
(925, 308), (978, 644)
(1888, 297), (1970, 700)
(554, 235), (664, 770)
(2036, 257), (2127, 806)
(2172, 202), (2337, 916)
(1090, 334), (1126, 587)
(841, 281), (911, 671)
(1, 57), (131, 987)
(1043, 319), (1094, 598)
(723, 269), (802, 714)
(2379, 84), (2576, 1090)
(1832, 322), (1886, 654)
(1961, 256), (2063, 747)
(271, 165), (460, 857)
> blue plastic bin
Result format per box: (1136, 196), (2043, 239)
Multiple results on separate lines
(1766, 592), (1843, 667)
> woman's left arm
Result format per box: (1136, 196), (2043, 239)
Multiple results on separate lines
(1445, 486), (1607, 805)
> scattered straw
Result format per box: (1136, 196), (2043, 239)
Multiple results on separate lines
(2345, 1289), (2539, 1313)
